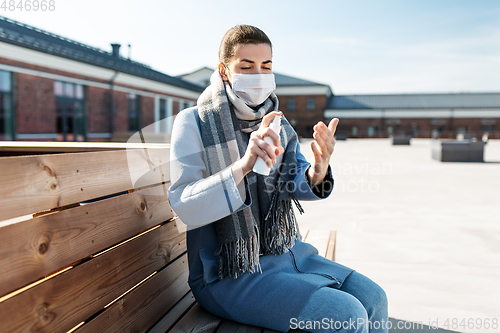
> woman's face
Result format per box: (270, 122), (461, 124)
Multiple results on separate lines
(220, 43), (273, 86)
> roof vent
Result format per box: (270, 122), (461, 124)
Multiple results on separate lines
(111, 43), (121, 58)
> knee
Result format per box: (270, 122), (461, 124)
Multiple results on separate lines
(296, 289), (369, 333)
(338, 298), (369, 333)
(366, 283), (388, 315)
(320, 297), (368, 333)
(342, 272), (388, 316)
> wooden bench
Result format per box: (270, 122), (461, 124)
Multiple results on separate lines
(111, 131), (171, 144)
(0, 142), (337, 333)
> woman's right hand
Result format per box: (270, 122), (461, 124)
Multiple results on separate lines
(231, 111), (285, 184)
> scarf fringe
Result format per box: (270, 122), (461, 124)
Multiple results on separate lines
(215, 225), (262, 280)
(261, 180), (304, 254)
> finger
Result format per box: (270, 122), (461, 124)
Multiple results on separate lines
(314, 125), (334, 155)
(316, 121), (334, 141)
(254, 137), (277, 164)
(310, 141), (322, 166)
(328, 118), (339, 135)
(313, 130), (329, 157)
(260, 111), (283, 129)
(263, 127), (281, 148)
(275, 146), (285, 156)
(315, 123), (332, 145)
(250, 141), (273, 167)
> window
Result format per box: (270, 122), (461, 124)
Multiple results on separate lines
(55, 81), (85, 141)
(306, 98), (316, 111)
(351, 126), (358, 136)
(128, 93), (141, 132)
(159, 98), (167, 132)
(367, 126), (376, 137)
(159, 98), (167, 120)
(0, 70), (14, 140)
(287, 98), (296, 111)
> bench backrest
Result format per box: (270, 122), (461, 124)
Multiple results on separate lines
(0, 145), (189, 332)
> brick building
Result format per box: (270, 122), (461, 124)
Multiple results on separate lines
(2, 15), (498, 142)
(325, 93), (500, 139)
(182, 68), (500, 140)
(0, 16), (203, 142)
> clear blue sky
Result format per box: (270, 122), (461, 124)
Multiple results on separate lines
(3, 0), (500, 94)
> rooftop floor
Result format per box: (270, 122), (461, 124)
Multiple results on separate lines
(297, 138), (500, 333)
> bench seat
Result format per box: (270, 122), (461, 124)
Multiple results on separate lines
(0, 142), (337, 333)
(150, 228), (337, 333)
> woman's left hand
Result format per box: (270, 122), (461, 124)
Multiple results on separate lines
(308, 118), (339, 186)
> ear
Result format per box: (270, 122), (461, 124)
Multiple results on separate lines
(218, 63), (229, 82)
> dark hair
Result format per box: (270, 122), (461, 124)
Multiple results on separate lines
(218, 25), (272, 65)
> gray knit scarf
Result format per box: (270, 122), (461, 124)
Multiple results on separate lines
(197, 70), (303, 280)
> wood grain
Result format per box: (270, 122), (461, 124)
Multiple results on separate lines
(0, 147), (170, 221)
(0, 141), (169, 154)
(0, 185), (174, 298)
(326, 231), (337, 261)
(216, 320), (263, 333)
(0, 220), (186, 333)
(167, 303), (221, 333)
(300, 229), (310, 242)
(78, 253), (190, 333)
(148, 291), (196, 333)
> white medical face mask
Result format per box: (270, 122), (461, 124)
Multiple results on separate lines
(225, 66), (276, 107)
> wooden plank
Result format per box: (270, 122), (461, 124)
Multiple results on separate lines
(0, 185), (174, 298)
(0, 141), (169, 153)
(300, 229), (310, 242)
(304, 229), (330, 258)
(167, 303), (221, 333)
(0, 220), (186, 333)
(147, 291), (196, 333)
(78, 253), (190, 333)
(325, 231), (337, 261)
(0, 147), (170, 221)
(216, 320), (263, 333)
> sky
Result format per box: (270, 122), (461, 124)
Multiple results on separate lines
(2, 0), (500, 95)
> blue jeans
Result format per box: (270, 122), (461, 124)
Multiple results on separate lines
(291, 271), (389, 333)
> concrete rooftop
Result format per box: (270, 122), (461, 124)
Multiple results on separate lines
(297, 138), (500, 333)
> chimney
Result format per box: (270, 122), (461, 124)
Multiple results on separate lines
(111, 43), (121, 58)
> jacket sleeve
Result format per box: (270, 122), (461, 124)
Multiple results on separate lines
(292, 140), (334, 201)
(167, 108), (250, 228)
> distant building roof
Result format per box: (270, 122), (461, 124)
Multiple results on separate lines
(274, 72), (329, 87)
(0, 15), (203, 92)
(327, 93), (500, 109)
(179, 67), (330, 89)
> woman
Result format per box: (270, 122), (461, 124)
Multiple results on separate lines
(168, 25), (388, 333)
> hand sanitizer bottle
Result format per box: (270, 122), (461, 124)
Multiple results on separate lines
(252, 115), (282, 176)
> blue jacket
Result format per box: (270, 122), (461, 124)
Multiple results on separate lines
(168, 107), (354, 332)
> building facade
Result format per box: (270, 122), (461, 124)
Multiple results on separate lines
(325, 93), (500, 139)
(0, 16), (203, 142)
(2, 15), (499, 142)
